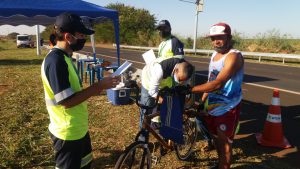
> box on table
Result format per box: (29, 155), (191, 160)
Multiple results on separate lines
(107, 88), (131, 105)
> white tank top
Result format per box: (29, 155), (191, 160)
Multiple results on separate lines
(206, 49), (244, 116)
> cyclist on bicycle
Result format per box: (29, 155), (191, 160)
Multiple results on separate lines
(140, 57), (194, 130)
(115, 67), (197, 168)
(191, 23), (244, 169)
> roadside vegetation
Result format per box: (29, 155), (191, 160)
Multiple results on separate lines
(6, 3), (300, 55)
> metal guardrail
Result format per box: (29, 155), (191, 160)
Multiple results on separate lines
(114, 44), (300, 64)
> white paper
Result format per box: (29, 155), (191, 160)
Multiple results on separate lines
(142, 49), (156, 65)
(111, 61), (132, 77)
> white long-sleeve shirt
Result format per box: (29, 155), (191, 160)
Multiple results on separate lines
(142, 62), (164, 97)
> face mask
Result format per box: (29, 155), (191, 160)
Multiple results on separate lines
(214, 46), (228, 53)
(159, 31), (171, 39)
(214, 41), (231, 53)
(173, 74), (180, 84)
(69, 35), (86, 51)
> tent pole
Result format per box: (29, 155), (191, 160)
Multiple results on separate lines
(113, 20), (120, 66)
(90, 34), (96, 61)
(36, 25), (41, 56)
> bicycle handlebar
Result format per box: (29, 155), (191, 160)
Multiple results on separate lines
(125, 80), (192, 110)
(124, 80), (158, 110)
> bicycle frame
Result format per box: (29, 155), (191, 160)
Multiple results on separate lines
(142, 112), (173, 150)
(130, 82), (196, 150)
(114, 81), (200, 168)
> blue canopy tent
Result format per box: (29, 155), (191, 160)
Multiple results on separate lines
(0, 0), (120, 66)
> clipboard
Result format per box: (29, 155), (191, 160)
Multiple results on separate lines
(111, 61), (132, 77)
(142, 49), (156, 65)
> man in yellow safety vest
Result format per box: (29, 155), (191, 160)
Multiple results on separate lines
(41, 12), (120, 169)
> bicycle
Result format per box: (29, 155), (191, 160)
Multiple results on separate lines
(186, 101), (214, 151)
(114, 81), (199, 169)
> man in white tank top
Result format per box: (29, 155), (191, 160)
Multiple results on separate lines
(191, 23), (244, 169)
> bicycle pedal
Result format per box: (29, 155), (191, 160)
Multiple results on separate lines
(168, 140), (174, 148)
(151, 155), (160, 165)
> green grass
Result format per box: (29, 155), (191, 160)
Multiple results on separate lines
(0, 40), (52, 168)
(0, 40), (297, 169)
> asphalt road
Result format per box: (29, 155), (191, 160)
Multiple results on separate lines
(81, 46), (300, 167)
(81, 46), (300, 104)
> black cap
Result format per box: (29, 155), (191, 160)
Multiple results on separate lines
(55, 12), (95, 35)
(155, 20), (171, 30)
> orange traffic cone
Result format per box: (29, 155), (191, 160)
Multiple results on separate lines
(255, 89), (291, 148)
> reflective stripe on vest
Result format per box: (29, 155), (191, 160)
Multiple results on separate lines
(45, 98), (57, 106)
(81, 153), (93, 168)
(142, 55), (184, 90)
(41, 53), (88, 140)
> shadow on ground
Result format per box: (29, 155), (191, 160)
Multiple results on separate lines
(0, 59), (43, 65)
(190, 72), (299, 169)
(243, 74), (277, 83)
(92, 147), (123, 168)
(175, 99), (299, 169)
(233, 99), (300, 169)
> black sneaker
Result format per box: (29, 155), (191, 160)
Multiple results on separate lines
(209, 164), (219, 169)
(159, 145), (168, 157)
(207, 139), (215, 150)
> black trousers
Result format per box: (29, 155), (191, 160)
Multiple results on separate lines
(49, 131), (92, 169)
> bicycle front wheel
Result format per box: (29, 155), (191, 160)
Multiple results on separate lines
(114, 141), (151, 169)
(175, 117), (198, 160)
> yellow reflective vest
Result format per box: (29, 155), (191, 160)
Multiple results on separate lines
(41, 50), (88, 140)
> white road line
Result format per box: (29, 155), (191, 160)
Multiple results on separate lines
(195, 73), (300, 96)
(195, 73), (208, 77)
(189, 60), (209, 64)
(98, 53), (145, 64)
(243, 82), (300, 95)
(81, 50), (145, 65)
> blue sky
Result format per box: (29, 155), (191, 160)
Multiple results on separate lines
(0, 0), (299, 38)
(89, 0), (299, 38)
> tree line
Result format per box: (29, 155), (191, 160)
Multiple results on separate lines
(6, 3), (300, 54)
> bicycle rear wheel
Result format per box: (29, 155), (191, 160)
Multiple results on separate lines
(175, 117), (198, 160)
(114, 141), (151, 169)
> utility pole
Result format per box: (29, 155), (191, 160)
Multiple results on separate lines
(36, 25), (41, 56)
(179, 0), (204, 53)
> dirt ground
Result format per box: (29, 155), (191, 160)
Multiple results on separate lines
(0, 85), (9, 95)
(1, 47), (299, 168)
(87, 93), (300, 169)
(237, 100), (300, 168)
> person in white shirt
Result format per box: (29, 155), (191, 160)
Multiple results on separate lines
(139, 57), (194, 128)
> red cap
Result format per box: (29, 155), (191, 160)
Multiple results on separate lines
(207, 22), (231, 37)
